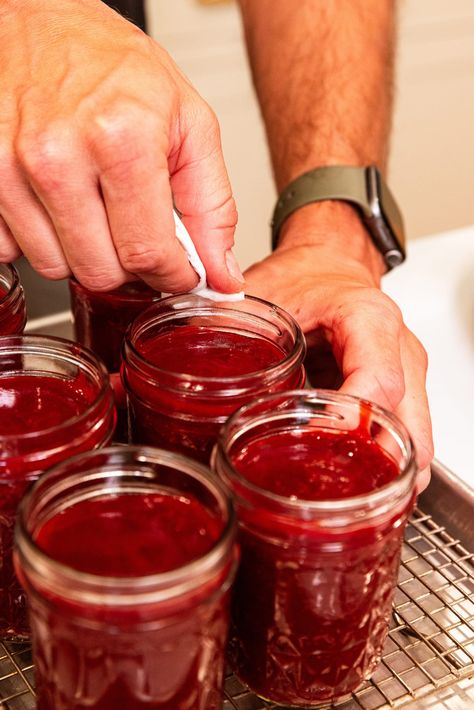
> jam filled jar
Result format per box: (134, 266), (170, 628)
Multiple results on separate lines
(122, 294), (306, 463)
(0, 263), (27, 335)
(69, 278), (159, 441)
(69, 278), (158, 373)
(0, 335), (115, 637)
(213, 390), (417, 706)
(15, 446), (238, 710)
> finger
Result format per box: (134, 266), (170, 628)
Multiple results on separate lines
(0, 150), (70, 279)
(170, 100), (243, 293)
(394, 330), (434, 475)
(416, 467), (431, 494)
(93, 112), (199, 293)
(335, 296), (406, 413)
(0, 215), (22, 262)
(17, 129), (132, 290)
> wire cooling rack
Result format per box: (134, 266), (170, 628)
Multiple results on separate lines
(1, 506), (473, 710)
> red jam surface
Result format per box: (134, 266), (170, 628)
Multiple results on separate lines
(231, 428), (399, 499)
(228, 427), (409, 705)
(0, 373), (114, 637)
(137, 326), (285, 377)
(29, 492), (230, 710)
(125, 326), (303, 462)
(35, 493), (221, 576)
(0, 373), (95, 436)
(0, 283), (26, 335)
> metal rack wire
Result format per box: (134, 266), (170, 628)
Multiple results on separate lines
(1, 506), (473, 710)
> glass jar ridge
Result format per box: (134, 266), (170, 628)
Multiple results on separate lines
(122, 294), (306, 462)
(0, 335), (115, 471)
(69, 277), (159, 372)
(15, 446), (238, 710)
(212, 389), (417, 706)
(0, 334), (115, 638)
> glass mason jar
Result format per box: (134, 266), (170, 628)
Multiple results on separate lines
(15, 447), (238, 710)
(122, 294), (306, 463)
(0, 335), (115, 638)
(212, 390), (417, 706)
(69, 278), (159, 441)
(0, 263), (27, 335)
(69, 278), (159, 373)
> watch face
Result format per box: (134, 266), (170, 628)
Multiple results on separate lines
(366, 167), (406, 268)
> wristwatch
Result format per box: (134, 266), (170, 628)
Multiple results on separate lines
(271, 165), (406, 271)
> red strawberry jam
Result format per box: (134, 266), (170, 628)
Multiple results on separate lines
(213, 391), (416, 705)
(123, 294), (306, 464)
(35, 493), (222, 577)
(69, 279), (159, 441)
(15, 448), (237, 709)
(0, 336), (115, 637)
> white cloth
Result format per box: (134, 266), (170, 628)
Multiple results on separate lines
(173, 211), (245, 302)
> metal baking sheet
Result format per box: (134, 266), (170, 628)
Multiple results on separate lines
(1, 462), (472, 709)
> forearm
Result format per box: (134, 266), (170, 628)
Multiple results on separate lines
(238, 0), (397, 278)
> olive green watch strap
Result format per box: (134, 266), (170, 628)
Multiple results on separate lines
(271, 165), (406, 270)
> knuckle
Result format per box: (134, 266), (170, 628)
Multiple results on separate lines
(33, 258), (70, 281)
(199, 103), (220, 136)
(211, 194), (238, 233)
(378, 368), (406, 408)
(368, 288), (403, 321)
(408, 331), (429, 371)
(90, 108), (153, 173)
(0, 143), (15, 181)
(75, 269), (125, 292)
(118, 244), (167, 275)
(17, 131), (71, 191)
(0, 243), (22, 262)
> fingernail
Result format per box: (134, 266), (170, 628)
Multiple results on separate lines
(225, 250), (245, 284)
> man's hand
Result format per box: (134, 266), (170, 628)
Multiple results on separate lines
(0, 0), (244, 293)
(244, 207), (434, 492)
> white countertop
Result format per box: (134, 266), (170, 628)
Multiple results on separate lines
(384, 226), (474, 490)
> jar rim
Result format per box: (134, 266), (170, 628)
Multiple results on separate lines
(15, 446), (237, 605)
(213, 389), (417, 515)
(0, 334), (112, 444)
(123, 293), (306, 387)
(69, 276), (159, 303)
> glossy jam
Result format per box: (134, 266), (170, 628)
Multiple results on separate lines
(25, 491), (232, 709)
(69, 279), (158, 441)
(124, 325), (304, 462)
(0, 350), (115, 638)
(35, 493), (222, 576)
(0, 373), (96, 437)
(0, 265), (27, 335)
(231, 429), (399, 499)
(227, 427), (410, 705)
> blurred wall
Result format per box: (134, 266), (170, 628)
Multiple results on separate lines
(148, 0), (474, 268)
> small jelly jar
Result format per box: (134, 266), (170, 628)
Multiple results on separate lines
(69, 278), (159, 441)
(69, 278), (158, 372)
(122, 294), (306, 463)
(15, 446), (238, 710)
(212, 390), (417, 706)
(0, 263), (27, 335)
(0, 335), (115, 638)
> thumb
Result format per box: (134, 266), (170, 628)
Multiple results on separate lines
(169, 100), (244, 293)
